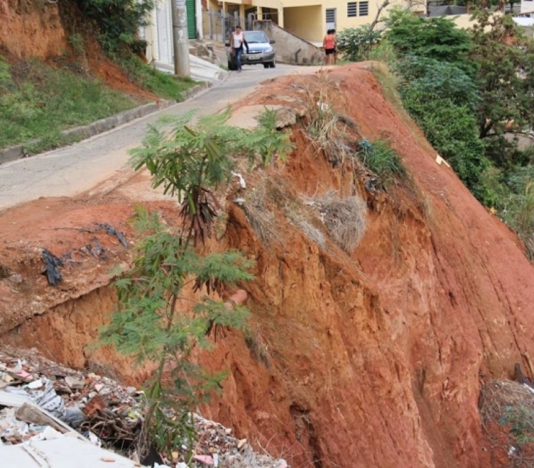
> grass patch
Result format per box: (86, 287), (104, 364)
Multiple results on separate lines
(360, 139), (407, 185)
(120, 55), (198, 101)
(0, 57), (141, 150)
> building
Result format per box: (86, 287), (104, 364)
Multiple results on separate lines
(141, 0), (204, 66)
(204, 0), (426, 44)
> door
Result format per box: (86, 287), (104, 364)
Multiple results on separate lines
(186, 0), (196, 39)
(325, 8), (336, 31)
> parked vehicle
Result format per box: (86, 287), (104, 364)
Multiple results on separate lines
(226, 31), (276, 70)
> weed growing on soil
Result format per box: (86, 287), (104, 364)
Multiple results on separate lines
(101, 107), (291, 460)
(0, 57), (140, 149)
(360, 138), (407, 184)
(295, 74), (359, 166)
(100, 208), (254, 460)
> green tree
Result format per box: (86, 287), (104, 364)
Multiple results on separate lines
(469, 11), (534, 146)
(397, 56), (480, 111)
(99, 109), (291, 460)
(74, 0), (154, 54)
(385, 9), (473, 72)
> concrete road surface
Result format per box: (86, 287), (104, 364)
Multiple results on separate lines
(0, 64), (316, 211)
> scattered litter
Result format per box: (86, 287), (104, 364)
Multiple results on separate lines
(232, 172), (247, 189)
(435, 154), (451, 168)
(41, 249), (63, 286)
(0, 346), (288, 467)
(193, 454), (214, 465)
(27, 380), (43, 390)
(97, 223), (128, 248)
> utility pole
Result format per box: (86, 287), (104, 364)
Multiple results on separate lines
(171, 0), (190, 77)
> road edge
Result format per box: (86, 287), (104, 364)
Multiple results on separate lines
(0, 82), (212, 166)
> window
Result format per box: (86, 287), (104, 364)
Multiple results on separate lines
(326, 8), (336, 23)
(347, 1), (369, 18)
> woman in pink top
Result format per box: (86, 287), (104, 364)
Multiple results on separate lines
(323, 29), (336, 66)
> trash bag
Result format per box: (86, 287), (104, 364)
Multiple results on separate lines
(97, 223), (127, 248)
(41, 249), (63, 286)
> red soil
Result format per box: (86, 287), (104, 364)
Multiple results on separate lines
(1, 64), (533, 467)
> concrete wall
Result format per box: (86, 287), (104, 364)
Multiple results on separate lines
(253, 19), (323, 64)
(284, 5), (322, 42)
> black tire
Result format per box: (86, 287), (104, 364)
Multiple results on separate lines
(269, 61), (276, 68)
(263, 63), (269, 69)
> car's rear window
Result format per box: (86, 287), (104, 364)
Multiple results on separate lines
(244, 31), (268, 43)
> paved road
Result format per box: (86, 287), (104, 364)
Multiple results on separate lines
(0, 64), (305, 211)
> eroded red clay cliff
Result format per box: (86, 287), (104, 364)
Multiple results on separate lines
(2, 65), (534, 467)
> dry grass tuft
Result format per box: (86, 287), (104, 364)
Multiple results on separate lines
(292, 74), (360, 167)
(243, 181), (280, 246)
(297, 220), (326, 248)
(316, 191), (367, 252)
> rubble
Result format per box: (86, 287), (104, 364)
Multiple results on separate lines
(0, 346), (288, 467)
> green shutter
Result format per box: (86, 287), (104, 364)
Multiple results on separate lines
(186, 0), (196, 39)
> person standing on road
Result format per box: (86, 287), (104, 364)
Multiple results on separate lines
(323, 29), (336, 66)
(231, 26), (249, 73)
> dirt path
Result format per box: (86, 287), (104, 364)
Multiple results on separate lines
(0, 64), (322, 211)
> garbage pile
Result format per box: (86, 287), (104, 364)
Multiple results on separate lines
(0, 346), (288, 467)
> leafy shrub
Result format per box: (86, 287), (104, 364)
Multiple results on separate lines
(397, 56), (479, 111)
(403, 95), (489, 193)
(75, 0), (153, 54)
(336, 25), (382, 62)
(385, 8), (473, 73)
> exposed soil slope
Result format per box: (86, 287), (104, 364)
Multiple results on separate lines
(1, 64), (534, 467)
(0, 0), (156, 99)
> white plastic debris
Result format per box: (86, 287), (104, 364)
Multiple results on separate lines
(435, 154), (451, 167)
(232, 172), (247, 189)
(34, 426), (63, 441)
(88, 431), (102, 447)
(27, 380), (43, 390)
(233, 198), (246, 206)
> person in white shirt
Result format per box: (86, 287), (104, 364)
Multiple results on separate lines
(230, 26), (249, 72)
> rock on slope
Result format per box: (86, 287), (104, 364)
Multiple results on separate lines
(1, 64), (534, 467)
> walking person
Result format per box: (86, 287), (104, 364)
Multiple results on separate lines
(230, 26), (249, 73)
(323, 29), (336, 66)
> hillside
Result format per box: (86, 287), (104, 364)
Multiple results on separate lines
(1, 63), (533, 467)
(0, 0), (195, 152)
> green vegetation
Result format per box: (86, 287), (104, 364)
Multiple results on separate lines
(360, 139), (407, 185)
(100, 108), (291, 459)
(75, 0), (153, 55)
(502, 404), (534, 445)
(340, 7), (534, 259)
(120, 55), (198, 101)
(337, 25), (381, 62)
(0, 57), (140, 150)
